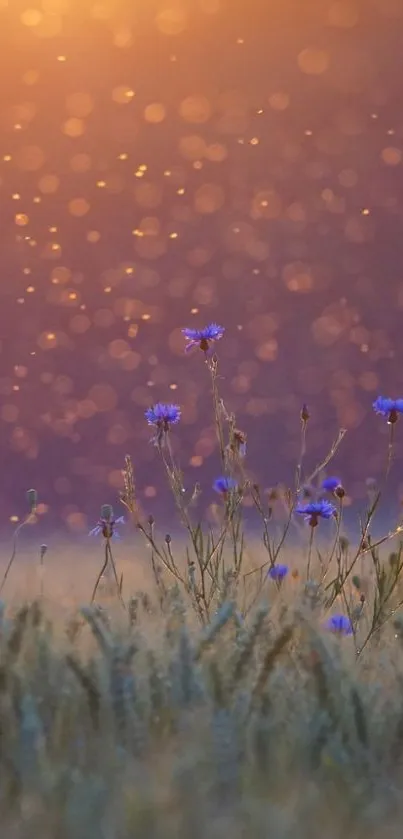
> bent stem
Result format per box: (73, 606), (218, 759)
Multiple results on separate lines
(91, 541), (109, 604)
(0, 513), (35, 595)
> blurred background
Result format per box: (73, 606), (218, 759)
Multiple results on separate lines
(1, 0), (403, 534)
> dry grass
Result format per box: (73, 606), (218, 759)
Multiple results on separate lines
(0, 535), (402, 839)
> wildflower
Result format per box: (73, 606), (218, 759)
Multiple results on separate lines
(296, 499), (336, 527)
(373, 396), (403, 424)
(322, 476), (345, 499)
(145, 402), (181, 445)
(301, 403), (310, 422)
(89, 515), (124, 539)
(213, 476), (237, 494)
(267, 564), (289, 581)
(145, 403), (181, 429)
(324, 614), (353, 636)
(181, 323), (225, 353)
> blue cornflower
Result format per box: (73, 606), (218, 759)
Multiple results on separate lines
(268, 564), (289, 581)
(89, 515), (124, 539)
(182, 323), (225, 353)
(373, 396), (403, 424)
(322, 477), (341, 492)
(322, 476), (345, 499)
(213, 476), (237, 494)
(145, 403), (181, 428)
(296, 499), (336, 527)
(324, 614), (353, 636)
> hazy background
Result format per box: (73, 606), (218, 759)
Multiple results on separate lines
(1, 0), (403, 537)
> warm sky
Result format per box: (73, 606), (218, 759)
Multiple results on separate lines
(1, 0), (403, 531)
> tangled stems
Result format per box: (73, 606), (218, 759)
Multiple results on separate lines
(91, 536), (126, 609)
(326, 423), (397, 606)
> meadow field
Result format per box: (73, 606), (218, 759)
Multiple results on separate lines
(2, 326), (403, 838)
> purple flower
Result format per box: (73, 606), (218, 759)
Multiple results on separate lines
(182, 323), (225, 353)
(213, 476), (237, 494)
(268, 564), (289, 581)
(322, 477), (342, 492)
(89, 516), (125, 539)
(145, 403), (181, 428)
(324, 614), (353, 636)
(296, 499), (336, 527)
(373, 396), (403, 424)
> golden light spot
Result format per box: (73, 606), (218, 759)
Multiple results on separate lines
(358, 371), (379, 392)
(21, 8), (43, 26)
(328, 2), (359, 28)
(86, 230), (101, 243)
(69, 153), (91, 173)
(65, 91), (94, 118)
(156, 6), (188, 35)
(38, 331), (57, 349)
(112, 86), (135, 104)
(69, 314), (91, 334)
(51, 266), (71, 285)
(16, 145), (45, 171)
(15, 214), (29, 226)
(142, 313), (151, 321)
(250, 137), (259, 145)
(113, 26), (133, 47)
(338, 168), (358, 187)
(251, 190), (282, 219)
(63, 118), (85, 137)
(12, 194), (20, 200)
(118, 153), (128, 160)
(65, 512), (87, 532)
(179, 95), (212, 124)
(144, 103), (166, 123)
(1, 404), (19, 422)
(10, 516), (19, 523)
(298, 48), (330, 75)
(57, 55), (67, 62)
(255, 339), (278, 362)
(108, 338), (130, 359)
(88, 383), (118, 411)
(194, 183), (225, 214)
(179, 134), (207, 160)
(169, 232), (178, 239)
(134, 181), (162, 208)
(205, 143), (227, 162)
(190, 455), (203, 467)
(94, 308), (115, 327)
(26, 285), (35, 293)
(96, 180), (106, 188)
(3, 155), (12, 162)
(22, 69), (39, 85)
(68, 197), (90, 217)
(268, 91), (290, 110)
(33, 13), (62, 37)
(381, 147), (402, 165)
(283, 262), (314, 293)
